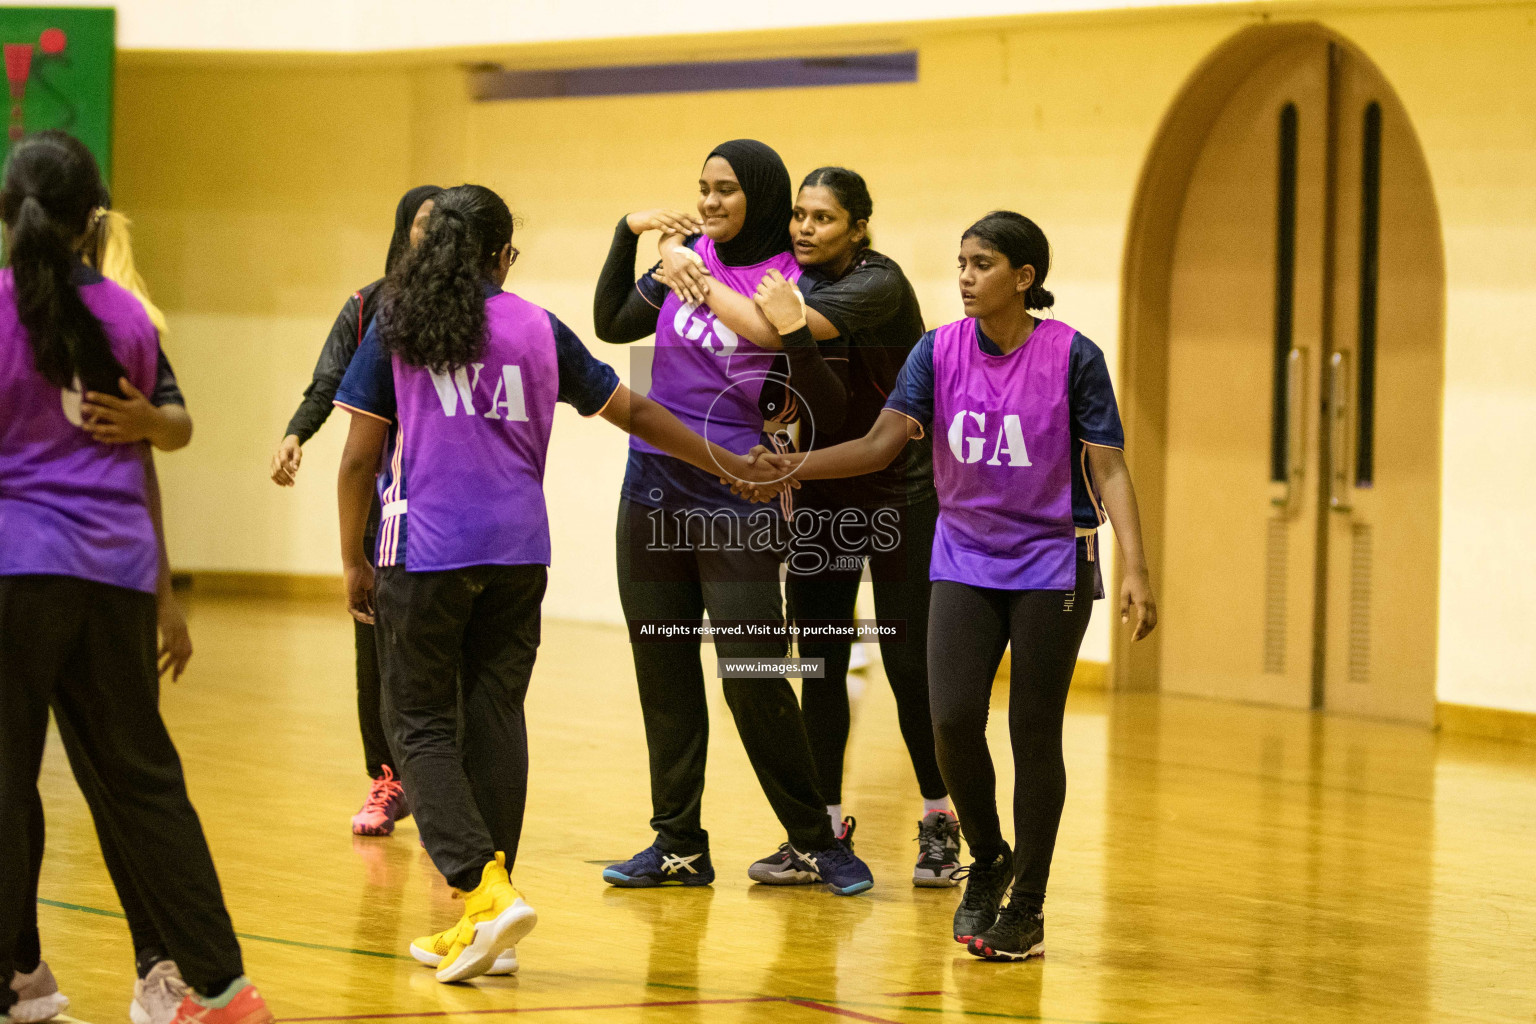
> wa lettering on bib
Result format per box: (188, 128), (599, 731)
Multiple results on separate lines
(378, 291), (560, 571)
(929, 317), (1078, 590)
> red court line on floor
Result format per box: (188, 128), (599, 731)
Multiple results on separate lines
(280, 997), (779, 1021)
(788, 998), (908, 1023)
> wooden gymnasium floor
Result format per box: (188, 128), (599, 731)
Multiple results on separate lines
(31, 593), (1536, 1024)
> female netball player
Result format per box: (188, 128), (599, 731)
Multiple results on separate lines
(660, 167), (958, 887)
(9, 195), (207, 1024)
(0, 131), (271, 1024)
(592, 139), (873, 896)
(744, 210), (1157, 960)
(334, 183), (789, 981)
(271, 184), (441, 836)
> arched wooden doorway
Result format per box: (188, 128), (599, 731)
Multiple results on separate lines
(1116, 24), (1444, 725)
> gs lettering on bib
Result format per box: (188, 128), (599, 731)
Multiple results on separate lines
(929, 317), (1078, 590)
(630, 236), (801, 459)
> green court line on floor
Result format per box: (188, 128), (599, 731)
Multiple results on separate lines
(37, 899), (415, 962)
(37, 899), (1131, 1024)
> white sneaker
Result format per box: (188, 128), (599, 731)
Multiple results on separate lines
(409, 941), (519, 976)
(8, 962), (68, 1024)
(129, 960), (191, 1024)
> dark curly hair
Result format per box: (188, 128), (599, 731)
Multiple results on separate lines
(377, 183), (512, 373)
(962, 210), (1055, 311)
(1, 130), (126, 395)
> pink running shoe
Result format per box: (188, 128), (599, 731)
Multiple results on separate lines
(351, 766), (409, 836)
(167, 980), (272, 1024)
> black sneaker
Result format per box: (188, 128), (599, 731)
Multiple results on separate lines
(747, 843), (819, 884)
(602, 842), (714, 887)
(749, 815), (856, 884)
(968, 898), (1044, 961)
(950, 843), (1012, 942)
(913, 810), (961, 887)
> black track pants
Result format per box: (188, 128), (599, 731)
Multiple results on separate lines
(375, 563), (545, 891)
(616, 499), (836, 855)
(0, 575), (243, 1007)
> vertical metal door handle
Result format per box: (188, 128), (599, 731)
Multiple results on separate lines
(1273, 347), (1307, 515)
(1329, 351), (1352, 511)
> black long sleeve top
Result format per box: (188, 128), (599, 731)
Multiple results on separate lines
(283, 279), (384, 443)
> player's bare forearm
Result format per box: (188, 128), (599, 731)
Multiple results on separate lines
(338, 415), (386, 571)
(776, 409), (911, 480)
(149, 404), (193, 451)
(599, 384), (752, 480)
(1086, 445), (1148, 573)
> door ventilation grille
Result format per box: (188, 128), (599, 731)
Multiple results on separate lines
(1349, 524), (1372, 682)
(1263, 518), (1287, 675)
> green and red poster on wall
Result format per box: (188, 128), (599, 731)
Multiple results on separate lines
(0, 7), (114, 183)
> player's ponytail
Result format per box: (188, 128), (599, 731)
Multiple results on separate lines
(378, 183), (513, 374)
(961, 210), (1055, 311)
(0, 130), (125, 394)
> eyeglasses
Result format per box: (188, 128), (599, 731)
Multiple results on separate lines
(508, 246), (520, 267)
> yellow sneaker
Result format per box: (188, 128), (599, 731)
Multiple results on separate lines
(409, 930), (518, 976)
(424, 853), (536, 982)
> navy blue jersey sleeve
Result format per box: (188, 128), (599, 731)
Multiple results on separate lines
(1069, 334), (1124, 448)
(636, 266), (668, 309)
(550, 313), (622, 416)
(152, 347), (186, 407)
(883, 331), (936, 433)
(333, 322), (396, 423)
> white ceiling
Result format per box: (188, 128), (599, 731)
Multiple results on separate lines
(28, 0), (1247, 53)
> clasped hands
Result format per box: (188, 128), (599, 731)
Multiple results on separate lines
(718, 445), (800, 504)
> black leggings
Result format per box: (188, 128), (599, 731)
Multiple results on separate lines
(616, 499), (835, 854)
(786, 497), (946, 804)
(927, 551), (1094, 904)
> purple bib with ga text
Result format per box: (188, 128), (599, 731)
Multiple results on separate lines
(377, 291), (560, 572)
(930, 317), (1077, 590)
(0, 269), (160, 593)
(630, 236), (800, 458)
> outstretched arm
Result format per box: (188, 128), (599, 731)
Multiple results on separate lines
(760, 407), (913, 481)
(1086, 444), (1157, 640)
(598, 383), (787, 495)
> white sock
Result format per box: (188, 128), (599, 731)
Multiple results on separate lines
(827, 804), (844, 834)
(923, 796), (953, 815)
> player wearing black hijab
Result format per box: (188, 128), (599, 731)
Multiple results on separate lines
(593, 140), (873, 896)
(269, 183), (441, 836)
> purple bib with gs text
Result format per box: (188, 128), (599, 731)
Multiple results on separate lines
(630, 236), (801, 458)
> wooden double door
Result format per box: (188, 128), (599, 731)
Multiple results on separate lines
(1158, 39), (1442, 724)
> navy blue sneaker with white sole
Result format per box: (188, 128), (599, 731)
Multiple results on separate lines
(790, 826), (873, 896)
(602, 843), (714, 887)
